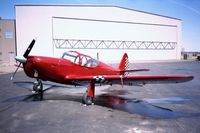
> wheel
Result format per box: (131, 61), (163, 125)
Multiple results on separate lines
(82, 92), (93, 105)
(33, 80), (43, 93)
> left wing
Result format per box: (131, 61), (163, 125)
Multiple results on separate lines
(65, 75), (193, 85)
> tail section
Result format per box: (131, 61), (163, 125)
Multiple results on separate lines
(118, 53), (150, 75)
(118, 53), (129, 71)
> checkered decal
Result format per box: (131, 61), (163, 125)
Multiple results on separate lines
(93, 76), (105, 83)
(124, 57), (129, 75)
(125, 57), (129, 70)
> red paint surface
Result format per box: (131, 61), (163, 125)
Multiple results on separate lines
(22, 51), (193, 85)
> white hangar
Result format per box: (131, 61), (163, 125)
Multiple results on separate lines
(15, 5), (182, 63)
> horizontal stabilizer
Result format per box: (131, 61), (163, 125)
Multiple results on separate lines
(120, 69), (150, 74)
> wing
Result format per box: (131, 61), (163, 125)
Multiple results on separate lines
(65, 75), (193, 85)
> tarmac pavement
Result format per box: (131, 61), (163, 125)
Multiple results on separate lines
(0, 61), (200, 133)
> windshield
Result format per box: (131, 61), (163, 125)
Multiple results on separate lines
(62, 51), (79, 64)
(62, 51), (99, 68)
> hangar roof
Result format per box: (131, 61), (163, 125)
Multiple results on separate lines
(15, 5), (181, 21)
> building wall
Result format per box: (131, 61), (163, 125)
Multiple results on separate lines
(15, 5), (182, 63)
(0, 19), (16, 65)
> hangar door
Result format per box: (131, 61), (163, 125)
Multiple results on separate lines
(52, 17), (177, 56)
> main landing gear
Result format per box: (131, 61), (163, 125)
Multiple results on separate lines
(33, 79), (43, 94)
(32, 79), (95, 104)
(32, 79), (43, 100)
(82, 80), (95, 105)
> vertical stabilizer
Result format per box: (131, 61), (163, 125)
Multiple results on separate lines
(118, 53), (129, 71)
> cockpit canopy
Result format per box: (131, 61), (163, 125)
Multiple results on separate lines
(62, 51), (99, 68)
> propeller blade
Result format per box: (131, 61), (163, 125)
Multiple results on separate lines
(10, 39), (36, 80)
(23, 39), (35, 58)
(10, 63), (22, 80)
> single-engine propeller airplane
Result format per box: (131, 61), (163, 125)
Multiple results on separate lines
(11, 39), (193, 105)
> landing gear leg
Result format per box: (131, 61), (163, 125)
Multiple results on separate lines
(33, 79), (43, 100)
(33, 79), (43, 93)
(82, 80), (95, 105)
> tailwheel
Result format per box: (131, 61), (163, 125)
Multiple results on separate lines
(33, 79), (43, 94)
(82, 92), (94, 105)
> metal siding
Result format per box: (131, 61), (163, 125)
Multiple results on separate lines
(15, 5), (181, 62)
(0, 20), (16, 65)
(52, 17), (177, 41)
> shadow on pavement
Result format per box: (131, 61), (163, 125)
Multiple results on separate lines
(3, 81), (200, 119)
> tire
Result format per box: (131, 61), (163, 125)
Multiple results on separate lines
(82, 92), (93, 105)
(33, 81), (43, 93)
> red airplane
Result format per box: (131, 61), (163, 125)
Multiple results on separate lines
(11, 39), (193, 105)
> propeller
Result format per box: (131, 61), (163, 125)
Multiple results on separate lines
(23, 39), (35, 58)
(10, 39), (36, 80)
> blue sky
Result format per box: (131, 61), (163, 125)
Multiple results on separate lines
(0, 0), (200, 51)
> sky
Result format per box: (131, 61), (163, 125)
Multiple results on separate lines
(0, 0), (200, 51)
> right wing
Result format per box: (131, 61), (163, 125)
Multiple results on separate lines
(65, 75), (193, 85)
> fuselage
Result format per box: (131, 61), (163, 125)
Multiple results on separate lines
(23, 56), (120, 84)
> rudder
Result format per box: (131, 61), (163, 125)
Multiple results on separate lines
(118, 53), (129, 71)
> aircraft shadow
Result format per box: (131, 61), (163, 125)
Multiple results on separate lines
(95, 94), (200, 119)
